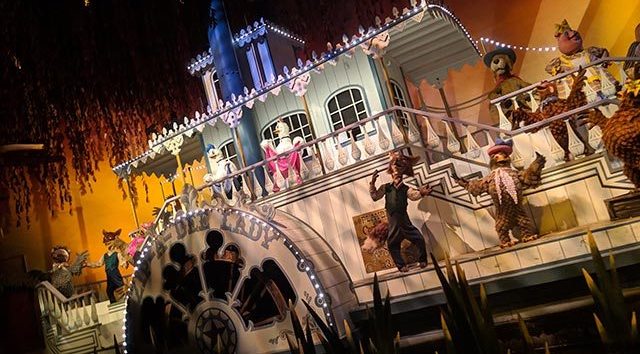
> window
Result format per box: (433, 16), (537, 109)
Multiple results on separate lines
(219, 140), (240, 167)
(390, 80), (410, 129)
(262, 112), (314, 147)
(327, 87), (369, 139)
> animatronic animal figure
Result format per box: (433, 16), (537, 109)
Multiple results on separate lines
(511, 68), (594, 161)
(203, 144), (242, 199)
(623, 23), (640, 80)
(585, 80), (640, 188)
(50, 246), (89, 298)
(127, 221), (153, 260)
(369, 151), (431, 272)
(485, 47), (532, 123)
(87, 229), (129, 303)
(546, 19), (617, 100)
(454, 139), (546, 248)
(260, 119), (304, 192)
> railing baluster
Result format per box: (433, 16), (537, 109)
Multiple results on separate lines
(375, 117), (390, 151)
(528, 91), (539, 112)
(321, 140), (335, 171)
(588, 125), (604, 152)
(336, 138), (348, 166)
(566, 120), (586, 158)
(82, 297), (91, 325)
(350, 132), (362, 161)
(75, 300), (83, 328)
(47, 289), (54, 314)
(510, 141), (525, 169)
(465, 127), (481, 159)
(60, 302), (69, 330)
(90, 295), (98, 324)
(67, 301), (75, 331)
(545, 128), (566, 163)
(390, 115), (405, 147)
(496, 103), (511, 135)
(444, 122), (461, 154)
(423, 116), (441, 149)
(406, 114), (421, 144)
(54, 298), (61, 319)
(361, 122), (376, 156)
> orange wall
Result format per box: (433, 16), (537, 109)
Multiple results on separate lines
(2, 0), (639, 284)
(408, 0), (640, 126)
(0, 155), (207, 284)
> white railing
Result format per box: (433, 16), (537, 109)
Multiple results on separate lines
(36, 281), (99, 337)
(144, 57), (640, 234)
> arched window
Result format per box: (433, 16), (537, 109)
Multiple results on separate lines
(261, 112), (314, 147)
(390, 80), (410, 129)
(218, 139), (239, 167)
(326, 87), (370, 139)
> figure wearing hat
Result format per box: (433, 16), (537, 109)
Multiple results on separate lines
(369, 151), (432, 272)
(485, 47), (532, 124)
(623, 23), (640, 80)
(87, 229), (129, 303)
(453, 139), (546, 248)
(203, 143), (242, 200)
(546, 19), (618, 100)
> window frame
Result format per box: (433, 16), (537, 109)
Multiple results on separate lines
(218, 139), (240, 168)
(261, 111), (315, 148)
(390, 79), (411, 129)
(324, 86), (372, 142)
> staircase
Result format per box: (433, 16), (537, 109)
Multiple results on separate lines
(36, 281), (124, 354)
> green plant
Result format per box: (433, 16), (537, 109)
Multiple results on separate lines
(582, 231), (638, 353)
(432, 253), (501, 354)
(432, 253), (549, 354)
(286, 299), (360, 354)
(286, 274), (398, 354)
(362, 273), (400, 354)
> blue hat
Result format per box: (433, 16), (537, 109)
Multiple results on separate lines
(206, 144), (216, 152)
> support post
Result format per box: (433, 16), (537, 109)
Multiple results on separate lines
(301, 95), (326, 175)
(208, 0), (265, 193)
(438, 86), (466, 153)
(124, 177), (140, 229)
(378, 57), (408, 142)
(233, 128), (257, 200)
(175, 153), (187, 186)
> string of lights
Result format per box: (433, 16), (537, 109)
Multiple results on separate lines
(477, 37), (557, 52)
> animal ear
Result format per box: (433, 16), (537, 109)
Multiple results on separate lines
(115, 229), (122, 236)
(102, 230), (107, 235)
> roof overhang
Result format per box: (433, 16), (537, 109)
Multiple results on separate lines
(385, 6), (480, 86)
(115, 1), (479, 178)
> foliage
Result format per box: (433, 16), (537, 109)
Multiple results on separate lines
(286, 274), (397, 354)
(286, 299), (357, 354)
(581, 231), (638, 353)
(0, 0), (210, 225)
(362, 273), (400, 354)
(431, 253), (502, 354)
(432, 253), (548, 354)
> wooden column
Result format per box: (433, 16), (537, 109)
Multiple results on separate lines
(378, 57), (408, 142)
(124, 177), (140, 229)
(301, 94), (326, 175)
(233, 127), (256, 199)
(437, 85), (466, 153)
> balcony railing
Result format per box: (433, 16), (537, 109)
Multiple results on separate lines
(36, 281), (100, 337)
(147, 57), (639, 235)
